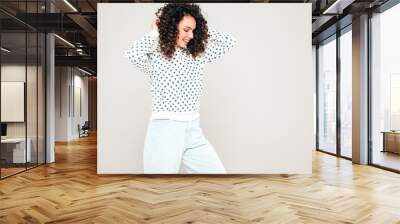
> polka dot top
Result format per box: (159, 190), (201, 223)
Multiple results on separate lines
(125, 28), (236, 121)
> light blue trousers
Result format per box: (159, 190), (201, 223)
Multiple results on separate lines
(143, 118), (226, 174)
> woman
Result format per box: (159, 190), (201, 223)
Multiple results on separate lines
(125, 3), (236, 174)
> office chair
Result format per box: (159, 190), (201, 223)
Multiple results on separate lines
(79, 121), (90, 138)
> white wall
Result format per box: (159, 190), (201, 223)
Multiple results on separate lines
(55, 67), (89, 141)
(72, 72), (89, 138)
(98, 3), (313, 174)
(55, 66), (69, 141)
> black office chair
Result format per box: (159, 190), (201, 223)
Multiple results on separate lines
(79, 121), (90, 138)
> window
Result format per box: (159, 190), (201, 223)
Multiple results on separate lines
(317, 36), (337, 154)
(371, 2), (400, 171)
(339, 28), (352, 158)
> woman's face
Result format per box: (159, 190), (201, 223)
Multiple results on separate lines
(176, 15), (196, 49)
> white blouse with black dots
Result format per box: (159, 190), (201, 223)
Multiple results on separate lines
(125, 28), (236, 121)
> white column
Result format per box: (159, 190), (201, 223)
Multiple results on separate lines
(45, 0), (55, 163)
(352, 14), (369, 164)
(46, 33), (55, 163)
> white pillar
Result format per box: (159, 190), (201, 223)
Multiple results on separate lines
(46, 1), (55, 163)
(46, 33), (55, 163)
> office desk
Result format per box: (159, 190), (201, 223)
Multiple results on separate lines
(1, 138), (32, 163)
(381, 131), (400, 154)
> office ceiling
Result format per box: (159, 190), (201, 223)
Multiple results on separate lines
(0, 0), (392, 75)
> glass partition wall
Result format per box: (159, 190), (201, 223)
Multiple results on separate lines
(0, 31), (27, 177)
(0, 1), (46, 179)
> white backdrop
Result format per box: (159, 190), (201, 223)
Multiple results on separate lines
(97, 3), (313, 174)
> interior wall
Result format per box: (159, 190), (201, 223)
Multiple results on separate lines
(72, 71), (89, 138)
(55, 66), (89, 141)
(88, 77), (97, 131)
(55, 66), (69, 141)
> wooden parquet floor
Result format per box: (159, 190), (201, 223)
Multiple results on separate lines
(1, 133), (400, 224)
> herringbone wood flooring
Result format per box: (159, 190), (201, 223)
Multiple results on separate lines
(1, 133), (400, 224)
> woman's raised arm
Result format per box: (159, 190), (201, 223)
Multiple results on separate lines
(201, 29), (237, 64)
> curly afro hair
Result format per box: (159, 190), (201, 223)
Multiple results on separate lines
(155, 3), (209, 59)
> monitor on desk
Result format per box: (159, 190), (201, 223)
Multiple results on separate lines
(1, 123), (7, 138)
